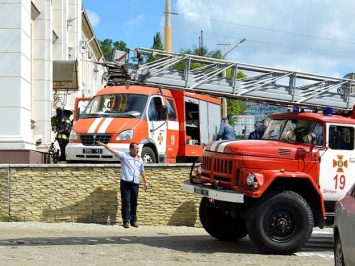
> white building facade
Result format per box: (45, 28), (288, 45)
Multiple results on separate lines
(0, 0), (106, 163)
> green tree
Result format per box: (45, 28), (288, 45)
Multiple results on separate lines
(99, 39), (128, 61)
(145, 32), (164, 63)
(179, 45), (223, 58)
(152, 32), (163, 50)
(99, 39), (113, 60)
(226, 71), (247, 126)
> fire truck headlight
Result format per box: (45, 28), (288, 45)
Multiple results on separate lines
(246, 173), (255, 186)
(197, 165), (202, 175)
(69, 130), (78, 140)
(117, 130), (133, 140)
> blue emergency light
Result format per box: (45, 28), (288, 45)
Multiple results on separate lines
(323, 106), (333, 116)
(292, 106), (300, 112)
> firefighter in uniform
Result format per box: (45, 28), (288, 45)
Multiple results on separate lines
(54, 107), (72, 162)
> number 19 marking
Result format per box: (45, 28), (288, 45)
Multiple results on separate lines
(334, 174), (346, 190)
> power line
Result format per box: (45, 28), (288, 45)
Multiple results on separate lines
(174, 13), (355, 46)
(171, 27), (355, 60)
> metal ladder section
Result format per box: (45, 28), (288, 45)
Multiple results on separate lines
(101, 48), (355, 112)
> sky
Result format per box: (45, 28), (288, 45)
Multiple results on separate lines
(82, 0), (355, 79)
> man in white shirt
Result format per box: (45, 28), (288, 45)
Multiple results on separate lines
(96, 141), (148, 228)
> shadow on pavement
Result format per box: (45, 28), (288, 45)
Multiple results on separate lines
(0, 230), (333, 255)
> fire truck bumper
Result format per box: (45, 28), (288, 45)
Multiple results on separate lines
(183, 180), (244, 203)
(65, 143), (144, 162)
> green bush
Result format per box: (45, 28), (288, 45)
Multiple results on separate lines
(0, 216), (23, 222)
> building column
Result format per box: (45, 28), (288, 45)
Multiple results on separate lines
(0, 0), (34, 149)
(32, 0), (54, 147)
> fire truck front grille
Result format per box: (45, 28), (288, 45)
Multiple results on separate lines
(80, 134), (112, 146)
(201, 155), (235, 185)
(213, 158), (233, 175)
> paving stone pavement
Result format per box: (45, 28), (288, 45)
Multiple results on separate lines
(0, 222), (334, 266)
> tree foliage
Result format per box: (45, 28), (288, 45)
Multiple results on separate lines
(152, 32), (163, 50)
(179, 45), (223, 58)
(145, 32), (164, 63)
(226, 71), (247, 126)
(99, 39), (128, 61)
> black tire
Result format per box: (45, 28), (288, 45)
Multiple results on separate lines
(199, 197), (247, 241)
(141, 147), (157, 164)
(246, 190), (313, 255)
(334, 234), (345, 266)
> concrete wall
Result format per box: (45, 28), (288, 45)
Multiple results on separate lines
(0, 164), (202, 227)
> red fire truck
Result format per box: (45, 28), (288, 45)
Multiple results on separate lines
(185, 108), (355, 255)
(66, 65), (221, 164)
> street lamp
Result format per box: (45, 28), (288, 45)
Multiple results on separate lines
(223, 38), (247, 59)
(221, 38), (247, 118)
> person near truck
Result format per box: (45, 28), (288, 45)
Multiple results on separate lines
(216, 117), (236, 140)
(53, 107), (72, 162)
(258, 119), (269, 139)
(248, 124), (260, 140)
(96, 141), (148, 229)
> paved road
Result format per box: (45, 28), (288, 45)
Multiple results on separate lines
(0, 223), (333, 265)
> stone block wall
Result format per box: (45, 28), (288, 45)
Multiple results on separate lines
(0, 164), (202, 227)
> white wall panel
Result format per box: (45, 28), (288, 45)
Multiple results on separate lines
(0, 29), (21, 52)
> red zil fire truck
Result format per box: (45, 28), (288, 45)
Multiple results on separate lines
(79, 48), (355, 255)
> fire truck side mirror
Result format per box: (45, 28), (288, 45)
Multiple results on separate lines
(308, 133), (317, 154)
(308, 133), (317, 145)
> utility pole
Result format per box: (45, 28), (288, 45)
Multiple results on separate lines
(199, 31), (204, 56)
(217, 43), (231, 57)
(164, 0), (172, 52)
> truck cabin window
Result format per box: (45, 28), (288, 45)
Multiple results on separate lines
(265, 119), (324, 146)
(148, 97), (164, 121)
(328, 126), (354, 150)
(166, 99), (177, 121)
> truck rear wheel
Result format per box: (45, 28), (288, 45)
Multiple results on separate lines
(141, 147), (156, 164)
(246, 190), (313, 255)
(199, 197), (247, 241)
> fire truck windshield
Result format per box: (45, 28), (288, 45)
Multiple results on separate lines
(264, 118), (324, 146)
(82, 94), (148, 118)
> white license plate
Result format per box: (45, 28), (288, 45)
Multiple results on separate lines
(194, 187), (209, 196)
(83, 148), (103, 154)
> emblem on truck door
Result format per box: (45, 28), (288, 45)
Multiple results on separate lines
(158, 132), (163, 145)
(333, 155), (348, 173)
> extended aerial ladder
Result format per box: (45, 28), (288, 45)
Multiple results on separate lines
(99, 48), (355, 112)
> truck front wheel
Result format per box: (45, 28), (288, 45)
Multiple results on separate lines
(199, 197), (247, 241)
(246, 190), (314, 255)
(141, 147), (157, 164)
